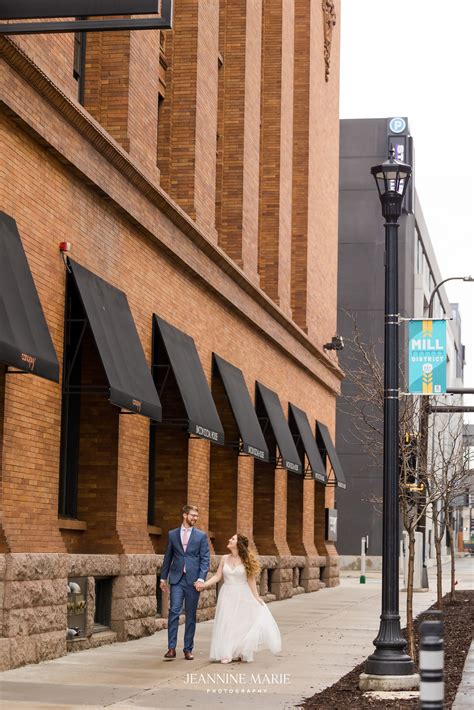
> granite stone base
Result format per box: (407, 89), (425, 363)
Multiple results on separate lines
(0, 549), (337, 670)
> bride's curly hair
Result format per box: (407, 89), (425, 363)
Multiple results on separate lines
(236, 533), (260, 579)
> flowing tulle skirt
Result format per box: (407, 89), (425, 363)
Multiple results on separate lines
(209, 582), (281, 662)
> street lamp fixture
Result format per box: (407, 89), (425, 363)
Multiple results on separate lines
(428, 276), (474, 318)
(362, 148), (416, 682)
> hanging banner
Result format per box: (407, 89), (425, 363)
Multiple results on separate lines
(408, 319), (447, 394)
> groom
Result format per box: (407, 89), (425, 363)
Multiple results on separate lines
(159, 505), (210, 660)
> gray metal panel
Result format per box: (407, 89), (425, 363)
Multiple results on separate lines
(336, 471), (383, 556)
(339, 118), (389, 158)
(338, 243), (385, 311)
(338, 190), (384, 245)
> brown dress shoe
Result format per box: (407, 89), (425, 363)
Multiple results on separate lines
(164, 648), (176, 659)
(184, 651), (194, 660)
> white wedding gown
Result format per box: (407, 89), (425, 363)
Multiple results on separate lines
(209, 560), (281, 662)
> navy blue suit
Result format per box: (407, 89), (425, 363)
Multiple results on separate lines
(160, 526), (210, 652)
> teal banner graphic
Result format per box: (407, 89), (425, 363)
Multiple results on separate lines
(408, 319), (446, 394)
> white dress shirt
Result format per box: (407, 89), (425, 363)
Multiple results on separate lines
(181, 526), (204, 583)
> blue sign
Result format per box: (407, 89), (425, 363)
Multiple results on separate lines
(408, 320), (447, 394)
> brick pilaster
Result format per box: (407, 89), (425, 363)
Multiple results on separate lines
(215, 0), (261, 283)
(158, 0), (220, 238)
(274, 467), (291, 555)
(83, 24), (161, 183)
(258, 0), (294, 316)
(287, 472), (305, 555)
(303, 478), (318, 556)
(290, 0), (311, 331)
(305, 0), (341, 345)
(1, 374), (65, 552)
(116, 415), (154, 554)
(236, 455), (255, 548)
(187, 437), (211, 532)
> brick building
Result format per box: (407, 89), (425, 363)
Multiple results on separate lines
(0, 1), (344, 669)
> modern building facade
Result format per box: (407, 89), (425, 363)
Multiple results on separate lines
(0, 1), (344, 669)
(337, 117), (465, 567)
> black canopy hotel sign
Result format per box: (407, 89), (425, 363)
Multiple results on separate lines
(0, 1), (173, 34)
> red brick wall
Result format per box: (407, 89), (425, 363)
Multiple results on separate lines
(258, 0), (294, 315)
(236, 455), (255, 549)
(149, 371), (189, 554)
(13, 31), (78, 100)
(151, 425), (188, 554)
(116, 410), (153, 554)
(215, 0), (261, 283)
(253, 460), (277, 555)
(0, 366), (8, 552)
(287, 472), (305, 555)
(306, 0), (341, 346)
(83, 29), (132, 151)
(156, 0), (219, 235)
(314, 481), (328, 556)
(75, 329), (123, 554)
(209, 371), (239, 553)
(291, 0), (311, 331)
(0, 0), (341, 559)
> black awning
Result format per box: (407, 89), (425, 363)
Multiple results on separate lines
(213, 354), (269, 461)
(68, 259), (162, 420)
(256, 382), (302, 473)
(153, 315), (224, 444)
(288, 403), (327, 483)
(316, 421), (347, 489)
(0, 212), (59, 381)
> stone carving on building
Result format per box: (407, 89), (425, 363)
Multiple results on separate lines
(322, 0), (337, 82)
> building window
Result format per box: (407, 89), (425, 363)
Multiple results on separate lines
(59, 272), (119, 521)
(156, 94), (164, 154)
(73, 28), (87, 105)
(59, 275), (84, 518)
(416, 233), (423, 275)
(455, 345), (464, 379)
(94, 577), (113, 631)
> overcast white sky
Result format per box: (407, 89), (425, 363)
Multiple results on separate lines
(340, 0), (474, 415)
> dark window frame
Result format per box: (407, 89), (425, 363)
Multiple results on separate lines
(73, 19), (87, 105)
(94, 576), (113, 630)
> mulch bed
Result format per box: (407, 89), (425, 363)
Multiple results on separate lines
(301, 589), (474, 709)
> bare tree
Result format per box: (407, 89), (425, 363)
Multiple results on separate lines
(340, 312), (469, 657)
(425, 414), (470, 605)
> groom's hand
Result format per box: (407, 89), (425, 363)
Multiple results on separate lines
(160, 579), (168, 593)
(194, 581), (204, 592)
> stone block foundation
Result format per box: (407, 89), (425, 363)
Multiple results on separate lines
(0, 551), (338, 670)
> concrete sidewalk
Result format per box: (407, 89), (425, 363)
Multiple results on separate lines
(0, 558), (472, 710)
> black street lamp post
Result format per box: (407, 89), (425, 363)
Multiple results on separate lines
(365, 148), (415, 677)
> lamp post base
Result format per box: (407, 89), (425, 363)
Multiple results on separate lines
(359, 673), (420, 692)
(365, 648), (416, 677)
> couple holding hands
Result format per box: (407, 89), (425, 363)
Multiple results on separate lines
(159, 505), (281, 663)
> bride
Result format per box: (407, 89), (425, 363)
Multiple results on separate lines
(199, 533), (281, 663)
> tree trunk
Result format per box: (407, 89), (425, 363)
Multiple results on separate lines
(406, 527), (416, 660)
(434, 535), (443, 610)
(432, 513), (444, 609)
(448, 522), (456, 601)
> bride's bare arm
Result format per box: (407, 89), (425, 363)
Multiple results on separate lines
(247, 575), (265, 605)
(202, 555), (226, 589)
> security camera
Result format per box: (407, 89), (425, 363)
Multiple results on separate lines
(323, 335), (344, 351)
